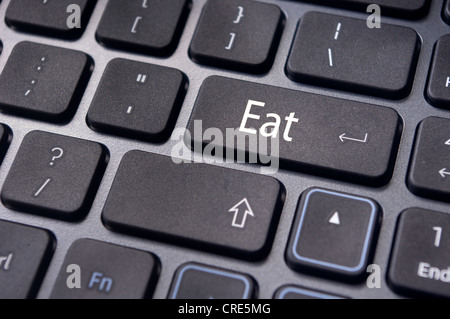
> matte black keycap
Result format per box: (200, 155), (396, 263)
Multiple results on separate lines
(292, 0), (429, 19)
(286, 12), (419, 99)
(407, 117), (450, 202)
(186, 76), (402, 186)
(0, 124), (12, 165)
(286, 188), (381, 280)
(189, 0), (284, 73)
(96, 0), (189, 56)
(426, 35), (450, 109)
(168, 263), (256, 299)
(87, 58), (187, 142)
(50, 239), (159, 299)
(5, 0), (96, 39)
(102, 151), (284, 260)
(274, 286), (345, 299)
(0, 220), (54, 299)
(0, 42), (92, 123)
(444, 0), (450, 24)
(1, 131), (108, 221)
(388, 208), (450, 298)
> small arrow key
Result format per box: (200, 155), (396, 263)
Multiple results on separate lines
(407, 117), (450, 202)
(286, 188), (381, 281)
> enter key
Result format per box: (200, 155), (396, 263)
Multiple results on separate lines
(186, 76), (402, 186)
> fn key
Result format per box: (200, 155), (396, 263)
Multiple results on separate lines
(50, 239), (159, 299)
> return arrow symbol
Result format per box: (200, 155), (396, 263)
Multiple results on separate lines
(339, 133), (368, 143)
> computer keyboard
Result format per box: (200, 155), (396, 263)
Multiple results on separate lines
(0, 0), (448, 300)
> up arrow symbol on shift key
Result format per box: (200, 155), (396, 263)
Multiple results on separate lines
(329, 212), (340, 225)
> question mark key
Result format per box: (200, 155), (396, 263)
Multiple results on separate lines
(49, 147), (64, 166)
(1, 131), (108, 221)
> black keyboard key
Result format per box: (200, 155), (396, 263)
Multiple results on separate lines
(102, 151), (284, 260)
(0, 124), (12, 165)
(407, 117), (450, 202)
(274, 286), (345, 299)
(189, 0), (284, 73)
(96, 0), (190, 56)
(286, 188), (381, 281)
(426, 35), (450, 109)
(5, 0), (96, 39)
(0, 42), (92, 123)
(388, 208), (450, 298)
(50, 239), (159, 299)
(168, 263), (256, 299)
(294, 0), (430, 19)
(87, 58), (187, 142)
(445, 0), (450, 24)
(1, 131), (108, 221)
(187, 76), (402, 186)
(0, 220), (54, 299)
(286, 12), (419, 99)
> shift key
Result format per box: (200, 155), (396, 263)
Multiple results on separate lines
(186, 76), (402, 186)
(102, 151), (284, 260)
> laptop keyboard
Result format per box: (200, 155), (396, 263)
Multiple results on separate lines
(0, 0), (448, 299)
